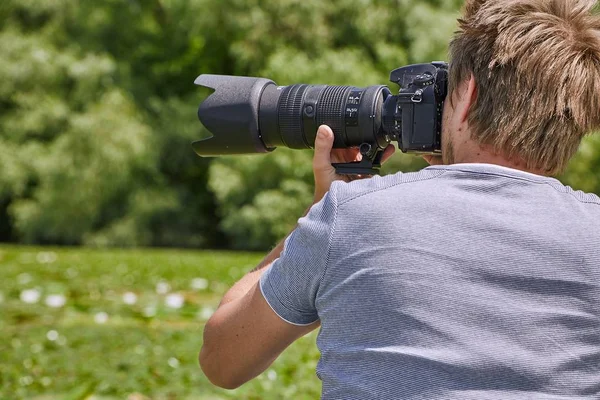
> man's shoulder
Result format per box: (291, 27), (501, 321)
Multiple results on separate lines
(330, 168), (446, 206)
(329, 163), (600, 210)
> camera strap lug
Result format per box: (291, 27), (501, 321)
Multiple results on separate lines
(411, 89), (424, 103)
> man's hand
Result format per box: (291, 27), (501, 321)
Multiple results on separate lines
(313, 125), (396, 203)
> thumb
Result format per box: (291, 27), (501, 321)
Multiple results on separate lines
(313, 125), (335, 170)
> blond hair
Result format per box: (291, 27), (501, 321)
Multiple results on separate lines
(449, 0), (600, 174)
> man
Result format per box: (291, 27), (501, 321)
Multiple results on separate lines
(200, 0), (600, 398)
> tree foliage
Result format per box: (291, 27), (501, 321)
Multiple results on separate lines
(0, 0), (220, 247)
(0, 0), (598, 250)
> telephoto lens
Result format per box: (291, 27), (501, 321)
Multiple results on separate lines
(193, 75), (391, 156)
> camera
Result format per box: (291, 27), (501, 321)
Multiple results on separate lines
(193, 62), (448, 175)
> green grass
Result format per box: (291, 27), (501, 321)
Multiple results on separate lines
(0, 246), (321, 400)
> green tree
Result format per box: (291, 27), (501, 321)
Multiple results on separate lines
(0, 0), (221, 247)
(562, 135), (600, 195)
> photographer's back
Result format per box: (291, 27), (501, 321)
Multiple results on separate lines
(285, 163), (599, 399)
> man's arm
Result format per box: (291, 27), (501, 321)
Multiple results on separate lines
(199, 221), (316, 389)
(199, 126), (395, 389)
(199, 265), (318, 389)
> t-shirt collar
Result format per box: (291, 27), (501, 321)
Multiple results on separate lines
(425, 163), (559, 183)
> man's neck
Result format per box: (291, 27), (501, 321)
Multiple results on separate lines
(452, 140), (550, 177)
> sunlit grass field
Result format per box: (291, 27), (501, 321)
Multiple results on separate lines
(0, 246), (321, 400)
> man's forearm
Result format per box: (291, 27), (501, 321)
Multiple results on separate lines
(200, 213), (315, 389)
(218, 237), (287, 306)
(218, 206), (312, 307)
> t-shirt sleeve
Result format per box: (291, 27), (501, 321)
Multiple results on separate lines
(259, 185), (339, 326)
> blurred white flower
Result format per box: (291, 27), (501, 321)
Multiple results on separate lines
(41, 377), (52, 387)
(199, 306), (214, 321)
(36, 251), (57, 264)
(19, 376), (33, 386)
(143, 306), (157, 317)
(45, 294), (66, 308)
(191, 278), (209, 291)
(20, 289), (41, 304)
(122, 292), (138, 305)
(94, 312), (109, 324)
(168, 357), (180, 368)
(165, 293), (184, 309)
(156, 281), (171, 295)
(18, 273), (33, 285)
(30, 343), (43, 353)
(267, 370), (277, 381)
(46, 330), (59, 341)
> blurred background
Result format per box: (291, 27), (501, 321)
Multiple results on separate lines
(1, 0), (599, 399)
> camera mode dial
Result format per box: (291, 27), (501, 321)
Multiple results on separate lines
(412, 73), (435, 87)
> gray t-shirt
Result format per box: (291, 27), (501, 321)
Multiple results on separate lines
(260, 163), (600, 399)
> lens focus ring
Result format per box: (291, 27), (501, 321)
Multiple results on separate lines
(316, 86), (352, 148)
(277, 84), (355, 149)
(278, 84), (310, 149)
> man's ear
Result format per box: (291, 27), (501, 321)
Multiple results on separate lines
(458, 75), (477, 125)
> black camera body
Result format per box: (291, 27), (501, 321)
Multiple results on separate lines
(193, 62), (448, 175)
(386, 62), (447, 155)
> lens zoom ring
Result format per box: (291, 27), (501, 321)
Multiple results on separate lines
(317, 86), (352, 147)
(278, 84), (309, 149)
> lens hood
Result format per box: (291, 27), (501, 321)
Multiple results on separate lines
(193, 75), (275, 156)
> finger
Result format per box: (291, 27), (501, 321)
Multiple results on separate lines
(381, 144), (396, 164)
(353, 151), (363, 163)
(331, 148), (361, 164)
(314, 125), (335, 171)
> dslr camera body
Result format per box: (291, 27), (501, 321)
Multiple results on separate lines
(193, 62), (448, 175)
